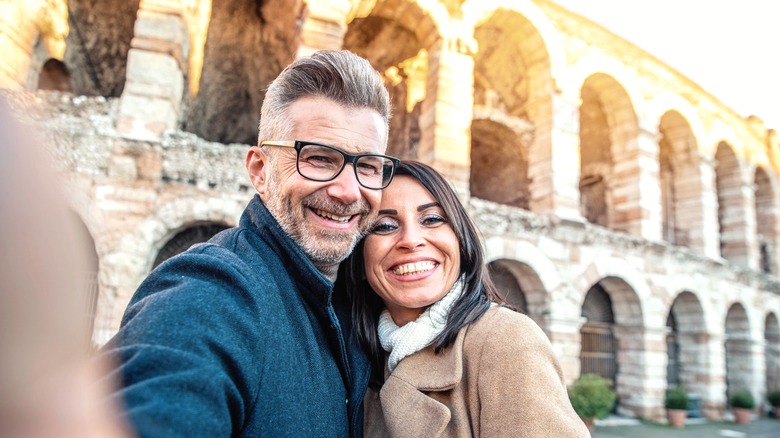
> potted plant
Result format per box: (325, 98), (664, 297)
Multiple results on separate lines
(767, 390), (780, 419)
(729, 388), (755, 425)
(664, 386), (689, 427)
(568, 374), (617, 432)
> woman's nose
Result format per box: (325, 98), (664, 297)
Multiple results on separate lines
(396, 225), (425, 250)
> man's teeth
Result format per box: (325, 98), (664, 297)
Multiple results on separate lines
(393, 261), (436, 275)
(315, 209), (351, 223)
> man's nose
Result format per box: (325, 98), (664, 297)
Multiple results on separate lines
(325, 163), (362, 205)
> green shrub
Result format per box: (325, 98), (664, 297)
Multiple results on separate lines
(665, 387), (689, 410)
(729, 389), (755, 409)
(568, 374), (617, 420)
(767, 390), (780, 407)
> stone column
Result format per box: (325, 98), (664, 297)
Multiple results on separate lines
(539, 315), (586, 385)
(544, 91), (585, 220)
(612, 324), (668, 422)
(700, 332), (727, 419)
(296, 0), (351, 57)
(117, 0), (188, 140)
(418, 35), (475, 197)
(611, 123), (662, 240)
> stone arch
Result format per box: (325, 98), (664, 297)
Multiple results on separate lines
(152, 221), (231, 269)
(141, 197), (245, 275)
(185, 0), (302, 144)
(0, 0), (68, 89)
(715, 142), (752, 267)
(578, 73), (639, 233)
(344, 0), (438, 159)
(463, 0), (567, 80)
(666, 291), (709, 415)
(486, 258), (551, 318)
(483, 236), (564, 305)
(63, 0), (140, 97)
(469, 5), (553, 212)
(469, 118), (530, 208)
(754, 166), (780, 273)
(724, 303), (754, 400)
(766, 312), (780, 392)
(579, 275), (645, 417)
(658, 110), (701, 247)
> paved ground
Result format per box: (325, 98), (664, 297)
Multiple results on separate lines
(591, 416), (780, 437)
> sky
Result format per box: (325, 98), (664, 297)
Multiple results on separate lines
(552, 0), (780, 132)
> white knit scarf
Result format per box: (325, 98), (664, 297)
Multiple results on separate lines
(377, 276), (465, 372)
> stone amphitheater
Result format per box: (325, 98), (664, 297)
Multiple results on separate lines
(2, 0), (779, 423)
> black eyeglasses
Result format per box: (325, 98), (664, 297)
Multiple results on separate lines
(260, 140), (400, 190)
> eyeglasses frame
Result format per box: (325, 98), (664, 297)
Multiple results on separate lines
(259, 140), (400, 190)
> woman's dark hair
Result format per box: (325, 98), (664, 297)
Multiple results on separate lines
(340, 160), (499, 389)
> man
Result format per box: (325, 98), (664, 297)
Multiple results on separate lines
(99, 50), (397, 437)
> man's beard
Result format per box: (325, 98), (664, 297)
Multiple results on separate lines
(264, 173), (373, 266)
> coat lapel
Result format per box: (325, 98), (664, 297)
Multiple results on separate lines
(378, 331), (466, 436)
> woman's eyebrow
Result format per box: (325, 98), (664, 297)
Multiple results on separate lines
(417, 202), (440, 212)
(378, 209), (397, 215)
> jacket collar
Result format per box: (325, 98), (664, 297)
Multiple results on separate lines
(387, 326), (466, 390)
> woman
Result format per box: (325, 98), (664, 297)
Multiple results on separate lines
(342, 161), (589, 437)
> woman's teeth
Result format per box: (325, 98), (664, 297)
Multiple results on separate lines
(393, 261), (436, 275)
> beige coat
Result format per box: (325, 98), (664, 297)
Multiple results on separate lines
(364, 306), (590, 437)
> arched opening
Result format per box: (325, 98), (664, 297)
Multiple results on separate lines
(471, 8), (550, 211)
(715, 142), (749, 266)
(724, 303), (754, 400)
(185, 0), (301, 144)
(754, 167), (778, 273)
(580, 284), (616, 386)
(37, 58), (72, 92)
(658, 111), (699, 246)
(470, 119), (530, 208)
(487, 260), (528, 314)
(64, 0), (140, 96)
(153, 222), (230, 269)
(666, 291), (707, 417)
(344, 6), (431, 160)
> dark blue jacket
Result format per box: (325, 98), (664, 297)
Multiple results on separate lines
(99, 195), (370, 437)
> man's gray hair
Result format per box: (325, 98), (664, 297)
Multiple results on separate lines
(258, 50), (391, 143)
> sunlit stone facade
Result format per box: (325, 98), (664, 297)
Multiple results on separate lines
(3, 0), (779, 423)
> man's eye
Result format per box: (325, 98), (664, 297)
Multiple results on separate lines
(306, 155), (337, 165)
(356, 162), (381, 175)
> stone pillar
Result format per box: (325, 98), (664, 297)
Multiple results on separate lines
(296, 0), (351, 57)
(612, 324), (668, 422)
(725, 179), (759, 269)
(539, 316), (585, 385)
(418, 35), (475, 197)
(700, 332), (727, 419)
(544, 92), (585, 220)
(612, 124), (662, 240)
(117, 0), (188, 140)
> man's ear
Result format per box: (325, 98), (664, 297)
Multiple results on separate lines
(246, 146), (268, 196)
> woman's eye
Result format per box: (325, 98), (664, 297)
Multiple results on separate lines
(421, 214), (447, 226)
(370, 221), (397, 234)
